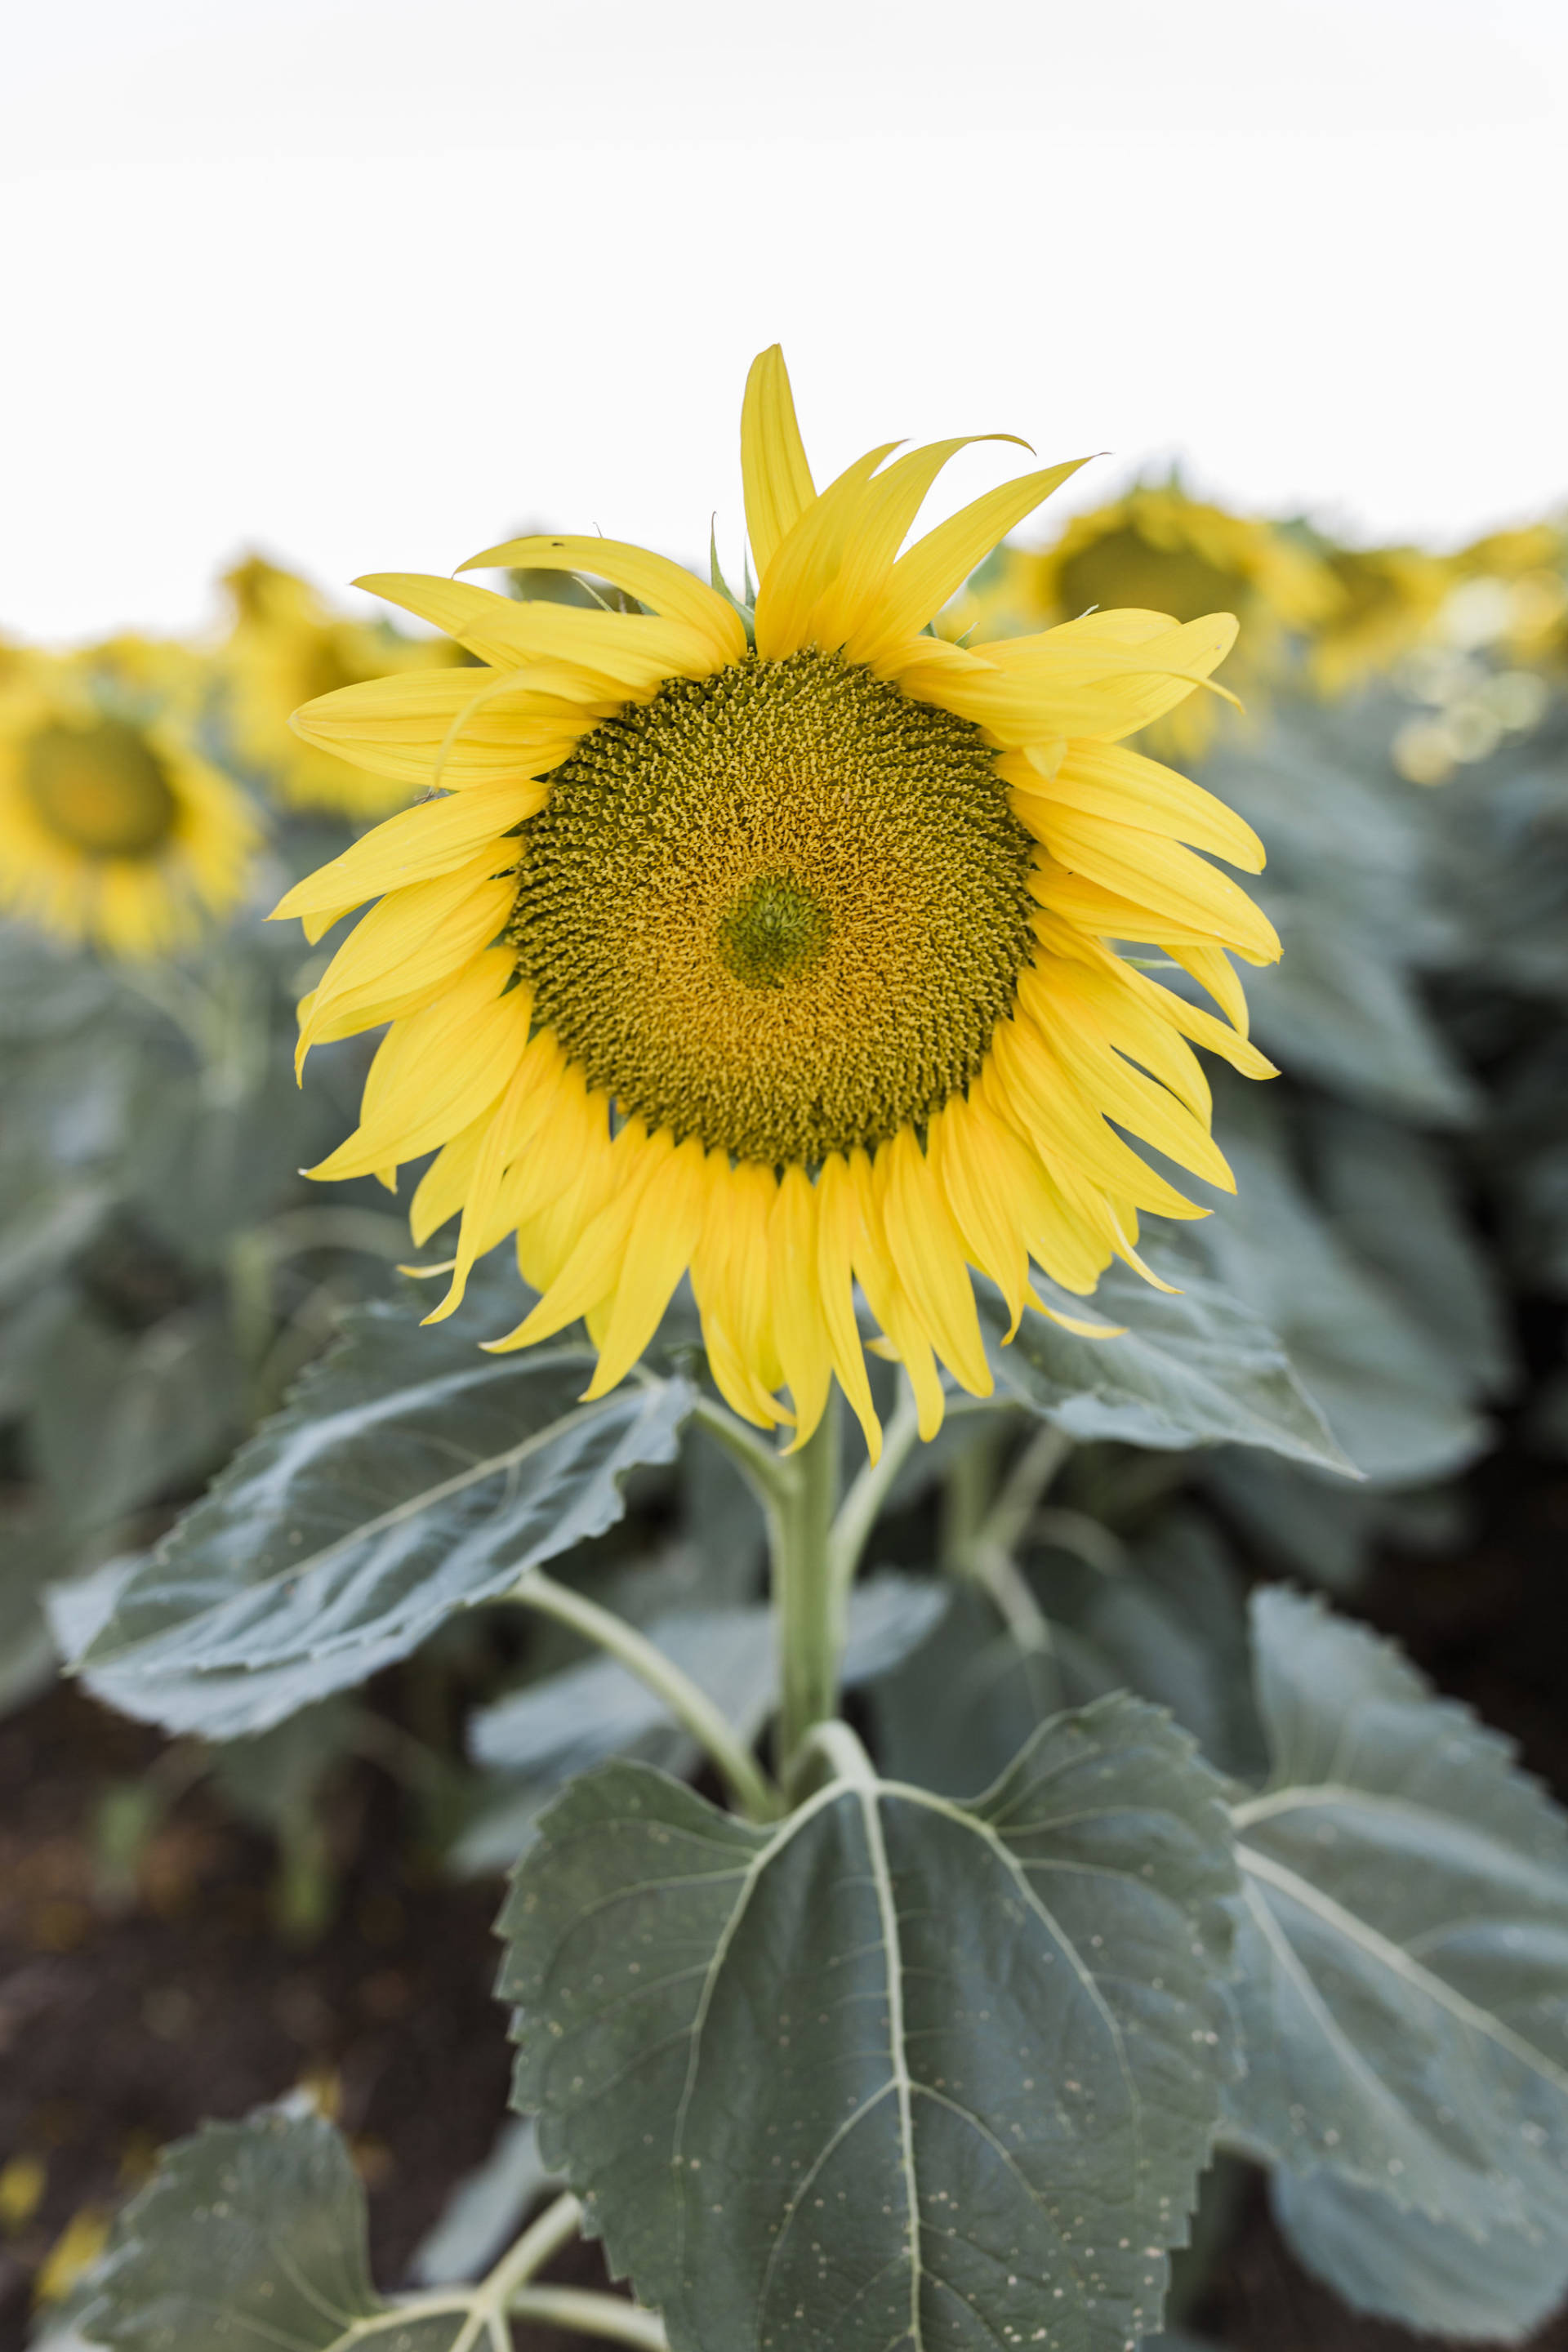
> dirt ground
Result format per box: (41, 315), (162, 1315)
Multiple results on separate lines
(3, 1452), (1567, 2352)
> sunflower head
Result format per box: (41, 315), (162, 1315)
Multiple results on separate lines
(1306, 541), (1454, 697)
(1447, 521), (1568, 672)
(0, 642), (261, 959)
(218, 555), (472, 817)
(274, 348), (1279, 1454)
(978, 483), (1338, 760)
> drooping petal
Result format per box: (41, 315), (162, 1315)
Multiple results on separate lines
(456, 534), (746, 667)
(768, 1163), (835, 1448)
(1000, 739), (1265, 871)
(849, 1147), (946, 1440)
(307, 952), (529, 1181)
(878, 1128), (992, 1397)
(291, 667), (590, 790)
(813, 1153), (880, 1461)
(583, 1135), (710, 1397)
(269, 778), (549, 932)
(356, 575), (722, 694)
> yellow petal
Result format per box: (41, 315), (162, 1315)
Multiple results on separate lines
(849, 1147), (946, 1441)
(878, 1129), (992, 1397)
(768, 1164), (834, 1450)
(456, 534), (746, 666)
(814, 1154), (880, 1462)
(986, 1010), (1203, 1222)
(292, 666), (590, 789)
(1034, 955), (1214, 1121)
(270, 778), (548, 929)
(488, 1122), (666, 1352)
(308, 953), (528, 1181)
(741, 345), (817, 580)
(852, 457), (1089, 662)
(423, 1040), (570, 1323)
(356, 575), (721, 695)
(929, 1097), (1031, 1334)
(583, 1135), (710, 1397)
(809, 436), (1027, 653)
(692, 1163), (791, 1430)
(1018, 964), (1234, 1192)
(296, 858), (513, 1075)
(410, 1114), (489, 1248)
(1169, 941), (1253, 1032)
(1000, 739), (1265, 872)
(1027, 812), (1281, 962)
(752, 444), (902, 661)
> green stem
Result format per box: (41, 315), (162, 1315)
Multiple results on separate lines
(379, 2192), (586, 2349)
(770, 1402), (842, 1781)
(507, 2286), (670, 2347)
(688, 1395), (796, 1513)
(826, 1376), (921, 1611)
(506, 1567), (780, 1822)
(791, 1714), (876, 1798)
(978, 1425), (1073, 1565)
(938, 1420), (1007, 1572)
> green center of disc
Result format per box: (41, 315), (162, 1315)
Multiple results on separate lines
(22, 719), (179, 859)
(716, 873), (831, 989)
(508, 647), (1036, 1168)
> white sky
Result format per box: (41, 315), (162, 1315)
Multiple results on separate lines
(4, 0), (1565, 644)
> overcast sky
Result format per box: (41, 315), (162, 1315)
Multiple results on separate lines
(5, 0), (1565, 643)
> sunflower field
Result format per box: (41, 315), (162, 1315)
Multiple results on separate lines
(3, 350), (1568, 2352)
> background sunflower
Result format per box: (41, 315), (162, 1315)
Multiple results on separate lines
(0, 639), (260, 957)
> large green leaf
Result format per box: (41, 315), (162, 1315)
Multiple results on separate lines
(980, 1242), (1352, 1471)
(1227, 1588), (1568, 2244)
(70, 2100), (472, 2351)
(1312, 1102), (1514, 1397)
(1199, 697), (1479, 1124)
(869, 1514), (1259, 1801)
(499, 1696), (1237, 2352)
(68, 1273), (694, 1736)
(29, 1299), (243, 1538)
(1192, 1080), (1490, 1483)
(457, 1574), (947, 1873)
(1272, 2168), (1568, 2344)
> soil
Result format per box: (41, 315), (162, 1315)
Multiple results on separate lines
(3, 1453), (1567, 2352)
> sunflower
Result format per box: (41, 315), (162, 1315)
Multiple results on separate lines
(273, 349), (1279, 1453)
(1307, 541), (1454, 697)
(1446, 522), (1568, 673)
(980, 483), (1338, 760)
(0, 639), (261, 958)
(219, 555), (470, 817)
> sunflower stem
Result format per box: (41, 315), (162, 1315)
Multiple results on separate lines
(687, 1396), (797, 1514)
(771, 1400), (843, 1785)
(502, 1568), (780, 1822)
(506, 2287), (669, 2347)
(826, 1375), (922, 1612)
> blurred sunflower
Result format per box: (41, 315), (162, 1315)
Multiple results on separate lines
(219, 555), (469, 817)
(1307, 542), (1453, 697)
(274, 348), (1278, 1452)
(0, 638), (260, 958)
(982, 483), (1337, 759)
(1445, 521), (1568, 672)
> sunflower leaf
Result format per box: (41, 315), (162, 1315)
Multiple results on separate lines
(1271, 2169), (1568, 2344)
(1227, 1588), (1568, 2248)
(68, 2100), (471, 2351)
(498, 1695), (1237, 2352)
(978, 1242), (1352, 1472)
(66, 1270), (694, 1738)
